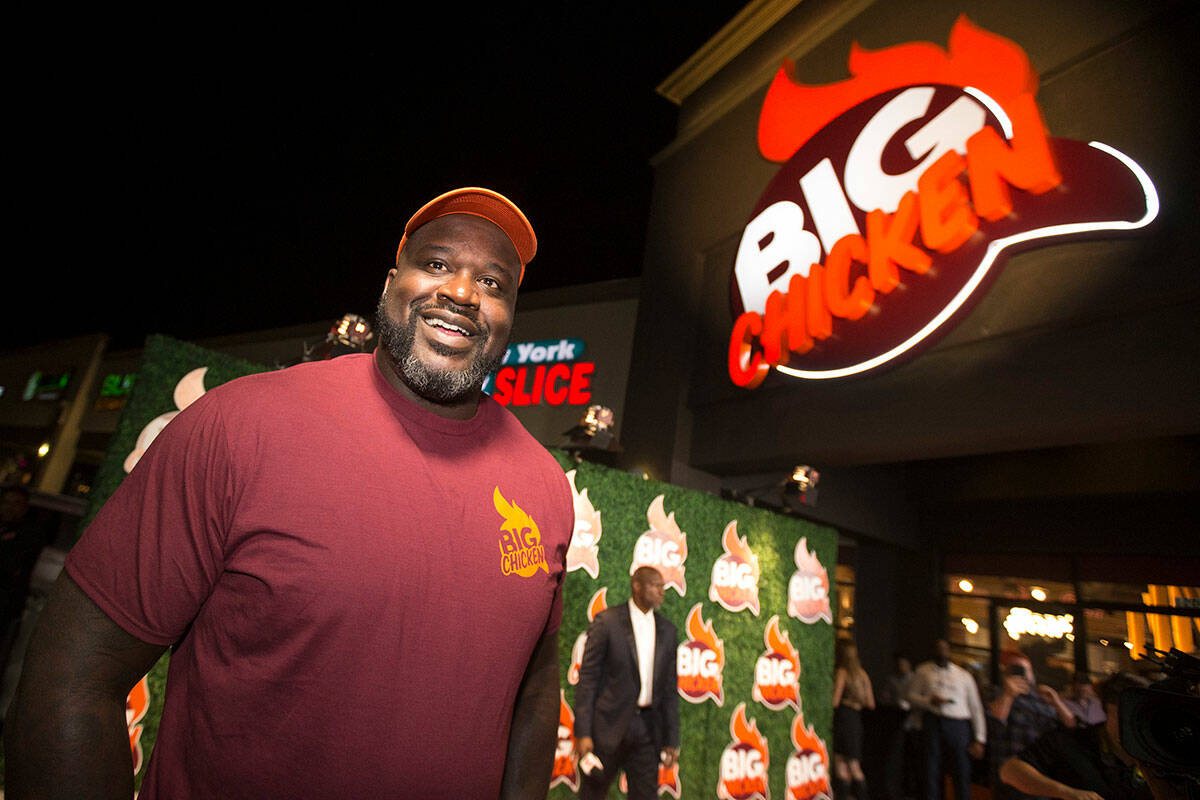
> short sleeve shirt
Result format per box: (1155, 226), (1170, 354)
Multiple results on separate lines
(67, 354), (574, 798)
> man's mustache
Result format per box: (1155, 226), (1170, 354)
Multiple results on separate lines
(410, 299), (489, 337)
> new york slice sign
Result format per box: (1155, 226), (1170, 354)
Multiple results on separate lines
(729, 16), (1158, 386)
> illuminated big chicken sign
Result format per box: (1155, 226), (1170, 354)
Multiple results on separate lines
(729, 16), (1157, 385)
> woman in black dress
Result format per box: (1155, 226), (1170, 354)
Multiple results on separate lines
(833, 639), (875, 800)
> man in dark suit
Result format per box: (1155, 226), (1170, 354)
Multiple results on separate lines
(574, 566), (680, 800)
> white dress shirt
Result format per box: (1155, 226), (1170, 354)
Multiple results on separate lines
(907, 660), (987, 744)
(629, 600), (656, 707)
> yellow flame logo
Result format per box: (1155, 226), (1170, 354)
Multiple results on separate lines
(494, 486), (549, 578)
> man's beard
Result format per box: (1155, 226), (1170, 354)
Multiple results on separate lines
(375, 295), (506, 405)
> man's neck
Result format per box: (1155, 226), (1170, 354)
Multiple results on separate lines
(630, 599), (654, 616)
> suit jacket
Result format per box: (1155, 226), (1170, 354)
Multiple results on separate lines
(574, 603), (680, 756)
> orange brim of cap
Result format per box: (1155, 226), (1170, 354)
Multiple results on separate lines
(395, 187), (537, 284)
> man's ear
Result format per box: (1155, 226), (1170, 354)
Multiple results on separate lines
(383, 267), (397, 294)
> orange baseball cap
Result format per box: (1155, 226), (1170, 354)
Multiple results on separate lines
(396, 187), (537, 283)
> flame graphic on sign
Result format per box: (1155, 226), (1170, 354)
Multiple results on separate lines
(630, 495), (689, 595)
(760, 16), (1035, 162)
(494, 487), (548, 577)
(551, 690), (580, 790)
(788, 538), (833, 625)
(126, 674), (151, 775)
(787, 710), (832, 800)
(753, 615), (802, 711)
(569, 588), (609, 685)
(565, 470), (602, 578)
(678, 602), (726, 705)
(124, 366), (208, 473)
(719, 702), (771, 800)
(710, 520), (762, 615)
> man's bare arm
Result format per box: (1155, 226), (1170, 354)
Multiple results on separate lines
(4, 572), (166, 800)
(999, 756), (1104, 800)
(500, 629), (559, 800)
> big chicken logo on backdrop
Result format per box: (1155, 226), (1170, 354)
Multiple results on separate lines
(552, 690), (580, 791)
(565, 469), (603, 578)
(710, 521), (762, 615)
(568, 588), (609, 685)
(728, 16), (1158, 386)
(786, 711), (832, 800)
(788, 538), (832, 625)
(752, 615), (801, 712)
(630, 495), (689, 595)
(677, 602), (727, 705)
(719, 703), (772, 800)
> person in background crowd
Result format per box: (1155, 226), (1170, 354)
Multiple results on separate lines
(4, 188), (574, 799)
(833, 639), (876, 800)
(1062, 672), (1107, 727)
(574, 566), (680, 800)
(878, 652), (918, 800)
(999, 673), (1186, 800)
(907, 639), (987, 800)
(988, 650), (1077, 800)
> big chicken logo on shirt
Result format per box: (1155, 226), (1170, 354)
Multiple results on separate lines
(494, 487), (548, 578)
(630, 495), (689, 595)
(677, 602), (726, 706)
(718, 703), (772, 800)
(728, 16), (1158, 386)
(568, 588), (609, 685)
(710, 521), (761, 615)
(565, 470), (602, 579)
(786, 710), (832, 800)
(752, 615), (801, 712)
(788, 538), (832, 625)
(551, 690), (580, 791)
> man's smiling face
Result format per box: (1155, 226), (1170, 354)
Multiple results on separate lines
(376, 213), (519, 410)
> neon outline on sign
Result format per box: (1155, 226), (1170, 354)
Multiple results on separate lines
(729, 18), (1161, 386)
(776, 140), (1158, 380)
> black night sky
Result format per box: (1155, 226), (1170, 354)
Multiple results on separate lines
(12, 6), (745, 352)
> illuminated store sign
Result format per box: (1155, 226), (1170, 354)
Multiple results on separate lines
(485, 337), (595, 406)
(728, 16), (1158, 386)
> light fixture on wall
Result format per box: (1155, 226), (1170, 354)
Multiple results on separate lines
(562, 405), (622, 462)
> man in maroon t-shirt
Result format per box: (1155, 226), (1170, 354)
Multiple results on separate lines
(5, 188), (574, 799)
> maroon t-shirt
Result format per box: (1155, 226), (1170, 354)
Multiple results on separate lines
(67, 353), (573, 798)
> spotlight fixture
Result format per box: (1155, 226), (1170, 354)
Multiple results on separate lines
(562, 405), (621, 461)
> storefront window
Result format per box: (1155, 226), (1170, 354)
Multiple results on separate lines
(835, 563), (854, 636)
(944, 567), (1198, 684)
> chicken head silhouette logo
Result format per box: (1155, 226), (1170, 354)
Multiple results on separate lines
(788, 538), (832, 625)
(677, 602), (726, 706)
(565, 469), (602, 578)
(718, 703), (771, 800)
(786, 710), (832, 800)
(494, 487), (548, 577)
(752, 615), (801, 712)
(729, 16), (1158, 386)
(710, 521), (761, 615)
(630, 495), (688, 595)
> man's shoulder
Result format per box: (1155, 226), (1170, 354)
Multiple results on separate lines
(654, 609), (678, 633)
